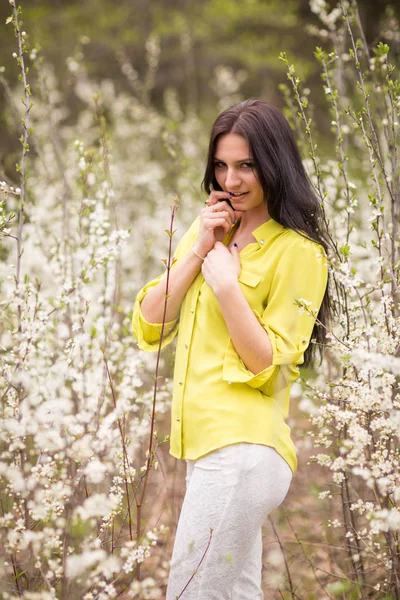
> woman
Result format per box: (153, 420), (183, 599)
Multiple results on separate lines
(132, 99), (332, 599)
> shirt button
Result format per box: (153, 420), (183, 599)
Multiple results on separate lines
(227, 381), (232, 385)
(301, 339), (307, 344)
(260, 239), (265, 245)
(176, 417), (180, 421)
(179, 381), (183, 385)
(185, 343), (188, 349)
(190, 309), (194, 314)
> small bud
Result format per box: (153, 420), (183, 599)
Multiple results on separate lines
(12, 52), (17, 58)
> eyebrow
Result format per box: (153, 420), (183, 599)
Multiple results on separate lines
(213, 157), (253, 163)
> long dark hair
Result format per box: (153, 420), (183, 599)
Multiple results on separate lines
(202, 99), (333, 368)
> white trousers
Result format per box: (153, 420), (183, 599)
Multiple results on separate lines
(166, 443), (293, 599)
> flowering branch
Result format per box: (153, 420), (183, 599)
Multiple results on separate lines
(7, 0), (33, 335)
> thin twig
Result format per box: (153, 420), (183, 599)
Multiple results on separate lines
(136, 199), (179, 580)
(268, 516), (298, 599)
(175, 528), (214, 599)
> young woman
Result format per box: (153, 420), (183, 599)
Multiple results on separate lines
(132, 99), (332, 599)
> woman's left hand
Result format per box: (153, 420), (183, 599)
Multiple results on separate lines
(201, 241), (241, 295)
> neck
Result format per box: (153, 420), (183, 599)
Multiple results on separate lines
(237, 203), (271, 233)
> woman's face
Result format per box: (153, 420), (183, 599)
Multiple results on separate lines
(214, 133), (265, 212)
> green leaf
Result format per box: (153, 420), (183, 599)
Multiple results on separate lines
(326, 579), (354, 595)
(375, 42), (390, 56)
(340, 244), (350, 257)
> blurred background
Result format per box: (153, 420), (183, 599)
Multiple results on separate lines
(1, 0), (400, 162)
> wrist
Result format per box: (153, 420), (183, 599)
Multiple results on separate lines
(191, 243), (206, 261)
(213, 277), (240, 300)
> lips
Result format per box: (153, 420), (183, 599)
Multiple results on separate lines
(228, 192), (248, 201)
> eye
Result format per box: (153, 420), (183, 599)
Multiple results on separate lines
(214, 161), (226, 169)
(241, 162), (254, 169)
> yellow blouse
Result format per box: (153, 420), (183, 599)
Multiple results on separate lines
(132, 216), (328, 473)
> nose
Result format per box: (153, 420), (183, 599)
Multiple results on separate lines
(224, 167), (242, 190)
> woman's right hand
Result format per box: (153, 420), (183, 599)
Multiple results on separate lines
(194, 191), (242, 258)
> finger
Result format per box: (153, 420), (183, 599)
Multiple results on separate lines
(203, 201), (230, 214)
(214, 199), (236, 215)
(211, 200), (241, 224)
(229, 242), (240, 257)
(203, 217), (232, 234)
(201, 205), (231, 217)
(209, 209), (232, 221)
(202, 209), (233, 229)
(206, 191), (234, 207)
(204, 202), (235, 223)
(201, 212), (233, 231)
(230, 242), (241, 267)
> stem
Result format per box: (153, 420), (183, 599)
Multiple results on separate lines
(341, 2), (394, 204)
(175, 528), (213, 599)
(136, 200), (179, 581)
(104, 354), (137, 541)
(268, 516), (297, 599)
(284, 510), (335, 600)
(319, 53), (353, 245)
(36, 66), (75, 290)
(384, 50), (400, 303)
(11, 552), (21, 596)
(11, 1), (33, 336)
(280, 53), (338, 260)
(342, 473), (366, 591)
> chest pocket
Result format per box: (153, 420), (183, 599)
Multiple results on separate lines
(238, 269), (262, 288)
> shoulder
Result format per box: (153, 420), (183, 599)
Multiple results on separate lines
(279, 228), (327, 258)
(273, 229), (328, 277)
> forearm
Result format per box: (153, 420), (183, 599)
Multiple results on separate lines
(214, 281), (273, 374)
(140, 248), (203, 323)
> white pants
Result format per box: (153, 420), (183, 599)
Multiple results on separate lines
(166, 443), (293, 599)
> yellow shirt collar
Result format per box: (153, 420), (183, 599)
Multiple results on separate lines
(228, 217), (285, 246)
(252, 217), (284, 242)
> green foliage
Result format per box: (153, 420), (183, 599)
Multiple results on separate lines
(326, 579), (360, 597)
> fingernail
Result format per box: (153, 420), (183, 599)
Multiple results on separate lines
(233, 218), (237, 224)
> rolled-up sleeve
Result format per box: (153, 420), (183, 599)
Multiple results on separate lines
(222, 236), (329, 396)
(132, 216), (200, 352)
(132, 276), (180, 352)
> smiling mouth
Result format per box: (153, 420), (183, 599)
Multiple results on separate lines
(228, 192), (248, 200)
